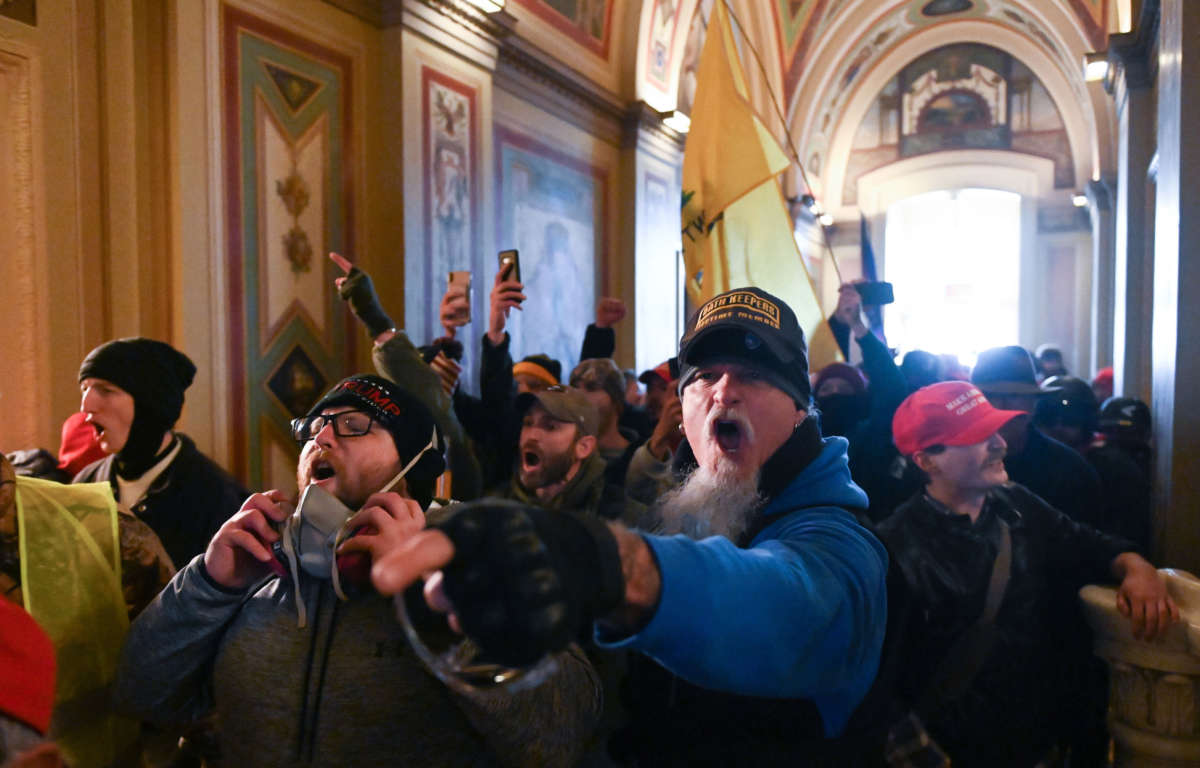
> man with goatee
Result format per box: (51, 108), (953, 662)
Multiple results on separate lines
(372, 287), (889, 765)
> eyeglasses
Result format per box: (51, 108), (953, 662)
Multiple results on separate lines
(291, 410), (375, 442)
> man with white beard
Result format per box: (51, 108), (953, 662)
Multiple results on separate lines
(371, 287), (890, 765)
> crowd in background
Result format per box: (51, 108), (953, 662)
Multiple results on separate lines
(0, 253), (1169, 768)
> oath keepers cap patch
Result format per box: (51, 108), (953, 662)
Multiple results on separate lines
(676, 286), (811, 406)
(693, 290), (782, 332)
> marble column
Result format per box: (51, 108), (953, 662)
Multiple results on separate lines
(1080, 571), (1200, 767)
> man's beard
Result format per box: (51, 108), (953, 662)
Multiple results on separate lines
(655, 462), (764, 542)
(519, 446), (576, 491)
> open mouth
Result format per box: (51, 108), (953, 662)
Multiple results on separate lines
(311, 458), (337, 483)
(522, 450), (542, 469)
(714, 420), (743, 452)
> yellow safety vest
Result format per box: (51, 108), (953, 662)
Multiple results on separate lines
(16, 476), (139, 768)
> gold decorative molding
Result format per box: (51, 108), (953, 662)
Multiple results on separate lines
(276, 168), (313, 276)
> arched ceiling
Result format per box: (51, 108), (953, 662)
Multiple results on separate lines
(781, 0), (1115, 204)
(777, 0), (1108, 106)
(632, 0), (1117, 208)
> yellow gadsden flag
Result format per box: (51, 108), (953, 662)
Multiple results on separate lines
(680, 0), (840, 368)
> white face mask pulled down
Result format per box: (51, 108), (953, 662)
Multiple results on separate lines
(274, 426), (439, 628)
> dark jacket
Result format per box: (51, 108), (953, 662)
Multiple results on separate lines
(114, 556), (601, 767)
(876, 484), (1134, 767)
(499, 452), (646, 527)
(74, 434), (247, 568)
(609, 420), (890, 765)
(1005, 425), (1104, 530)
(1085, 442), (1151, 552)
(843, 329), (920, 522)
(455, 333), (522, 490)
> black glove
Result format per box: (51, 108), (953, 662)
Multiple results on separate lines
(435, 499), (624, 667)
(337, 266), (395, 337)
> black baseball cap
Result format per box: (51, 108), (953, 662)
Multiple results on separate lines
(972, 346), (1058, 396)
(677, 287), (811, 406)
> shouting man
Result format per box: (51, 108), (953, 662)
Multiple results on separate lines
(75, 337), (247, 567)
(371, 287), (889, 764)
(114, 375), (599, 767)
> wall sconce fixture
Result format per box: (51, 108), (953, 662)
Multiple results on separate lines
(1083, 51), (1109, 82)
(1072, 193), (1088, 208)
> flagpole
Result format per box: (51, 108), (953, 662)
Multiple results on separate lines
(713, 0), (845, 285)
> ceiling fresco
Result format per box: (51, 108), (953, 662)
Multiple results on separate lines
(787, 0), (1101, 190)
(776, 0), (1106, 103)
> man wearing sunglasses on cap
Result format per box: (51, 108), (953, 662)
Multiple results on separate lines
(115, 374), (600, 767)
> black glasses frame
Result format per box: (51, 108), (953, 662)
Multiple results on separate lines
(290, 410), (376, 443)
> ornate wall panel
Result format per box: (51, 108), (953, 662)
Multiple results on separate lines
(0, 45), (40, 451)
(512, 0), (615, 59)
(222, 6), (356, 488)
(494, 125), (607, 377)
(642, 0), (690, 100)
(422, 67), (480, 338)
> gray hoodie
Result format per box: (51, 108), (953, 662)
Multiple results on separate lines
(114, 556), (601, 767)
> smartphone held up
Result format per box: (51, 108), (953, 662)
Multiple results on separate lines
(854, 281), (894, 306)
(498, 249), (521, 283)
(447, 271), (471, 325)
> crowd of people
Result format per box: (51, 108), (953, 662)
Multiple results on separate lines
(0, 252), (1176, 768)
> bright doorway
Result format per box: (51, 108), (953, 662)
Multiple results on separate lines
(883, 188), (1022, 367)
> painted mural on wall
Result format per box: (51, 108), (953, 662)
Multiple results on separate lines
(223, 5), (356, 488)
(675, 0), (712, 116)
(495, 126), (606, 378)
(645, 0), (687, 94)
(899, 43), (1009, 155)
(422, 67), (481, 392)
(513, 0), (614, 58)
(841, 43), (1074, 204)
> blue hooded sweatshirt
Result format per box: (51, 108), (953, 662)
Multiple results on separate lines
(597, 435), (888, 737)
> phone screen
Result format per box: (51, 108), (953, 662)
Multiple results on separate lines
(498, 249), (521, 283)
(447, 271), (471, 324)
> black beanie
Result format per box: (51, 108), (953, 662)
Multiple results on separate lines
(79, 338), (197, 478)
(306, 375), (446, 508)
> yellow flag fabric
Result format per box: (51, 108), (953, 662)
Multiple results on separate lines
(17, 477), (139, 768)
(680, 0), (840, 369)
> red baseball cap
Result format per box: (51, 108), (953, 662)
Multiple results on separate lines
(0, 600), (56, 734)
(638, 361), (673, 386)
(893, 381), (1027, 456)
